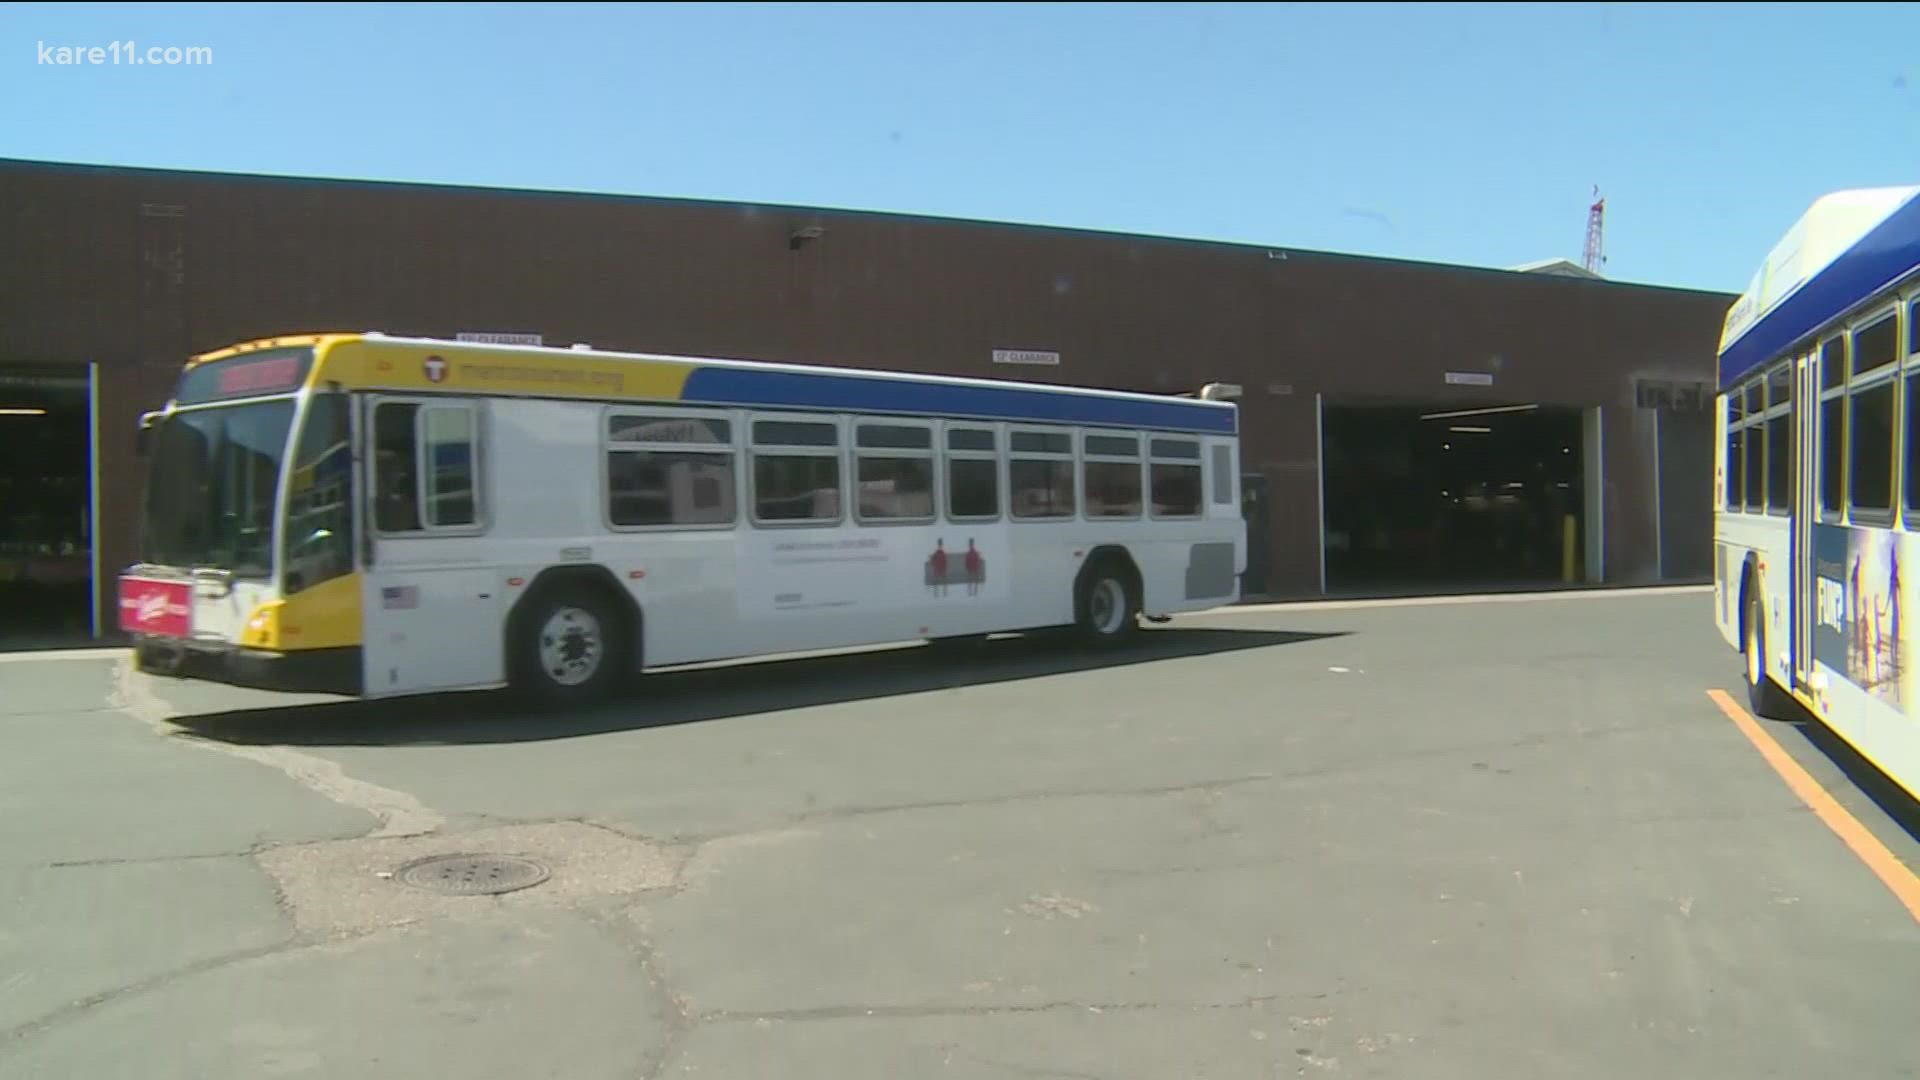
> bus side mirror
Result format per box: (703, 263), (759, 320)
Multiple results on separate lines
(135, 411), (161, 458)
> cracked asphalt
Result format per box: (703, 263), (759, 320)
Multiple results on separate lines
(4, 587), (1919, 1079)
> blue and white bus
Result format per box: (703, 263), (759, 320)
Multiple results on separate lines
(123, 334), (1247, 705)
(1716, 185), (1920, 799)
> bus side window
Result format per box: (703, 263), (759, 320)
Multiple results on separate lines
(1907, 372), (1920, 525)
(1082, 432), (1143, 518)
(420, 405), (479, 527)
(1724, 397), (1742, 510)
(373, 403), (422, 533)
(854, 421), (935, 523)
(372, 401), (480, 532)
(1008, 430), (1075, 519)
(285, 392), (356, 593)
(1849, 377), (1895, 517)
(945, 427), (1001, 521)
(1819, 337), (1848, 520)
(751, 418), (842, 524)
(1211, 444), (1235, 506)
(1149, 438), (1203, 518)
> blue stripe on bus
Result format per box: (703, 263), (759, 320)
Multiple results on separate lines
(1720, 192), (1920, 388)
(678, 367), (1238, 434)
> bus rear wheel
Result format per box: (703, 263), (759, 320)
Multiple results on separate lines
(509, 585), (628, 708)
(1742, 587), (1796, 720)
(1076, 564), (1139, 647)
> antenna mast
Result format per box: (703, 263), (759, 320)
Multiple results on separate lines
(1582, 186), (1606, 274)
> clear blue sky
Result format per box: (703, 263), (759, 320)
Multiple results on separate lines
(5, 2), (1916, 294)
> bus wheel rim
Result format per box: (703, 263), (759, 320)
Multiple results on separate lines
(540, 606), (602, 686)
(1091, 579), (1125, 635)
(1747, 613), (1760, 686)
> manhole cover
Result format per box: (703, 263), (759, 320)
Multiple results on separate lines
(394, 854), (550, 896)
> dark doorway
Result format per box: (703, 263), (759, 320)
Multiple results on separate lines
(0, 367), (93, 646)
(1321, 402), (1585, 593)
(1657, 408), (1713, 580)
(1240, 472), (1271, 596)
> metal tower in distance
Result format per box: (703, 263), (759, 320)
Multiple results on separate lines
(1583, 187), (1606, 275)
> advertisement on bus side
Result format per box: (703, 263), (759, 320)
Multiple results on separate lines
(1813, 524), (1908, 712)
(737, 527), (1007, 616)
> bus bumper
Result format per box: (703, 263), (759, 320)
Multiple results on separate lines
(135, 637), (362, 696)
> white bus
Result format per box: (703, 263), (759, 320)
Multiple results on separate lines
(1716, 184), (1920, 800)
(120, 334), (1246, 705)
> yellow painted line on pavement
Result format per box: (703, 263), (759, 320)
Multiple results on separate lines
(1706, 689), (1920, 925)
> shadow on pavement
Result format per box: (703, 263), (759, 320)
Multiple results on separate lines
(1782, 712), (1920, 848)
(171, 625), (1347, 748)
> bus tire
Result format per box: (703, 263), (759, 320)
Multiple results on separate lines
(508, 583), (629, 708)
(1742, 584), (1795, 720)
(1075, 558), (1140, 647)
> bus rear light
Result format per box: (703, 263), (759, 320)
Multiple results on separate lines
(630, 570), (645, 579)
(507, 577), (525, 587)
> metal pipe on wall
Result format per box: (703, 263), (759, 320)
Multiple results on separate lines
(88, 360), (102, 639)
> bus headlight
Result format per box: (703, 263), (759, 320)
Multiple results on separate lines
(242, 601), (283, 648)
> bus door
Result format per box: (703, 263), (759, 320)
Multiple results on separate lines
(358, 395), (505, 697)
(1792, 351), (1817, 692)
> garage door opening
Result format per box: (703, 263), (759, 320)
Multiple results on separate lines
(0, 366), (95, 647)
(1321, 402), (1586, 594)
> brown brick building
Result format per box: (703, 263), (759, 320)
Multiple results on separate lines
(0, 158), (1732, 641)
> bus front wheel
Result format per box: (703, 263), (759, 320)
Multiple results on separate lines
(509, 586), (628, 708)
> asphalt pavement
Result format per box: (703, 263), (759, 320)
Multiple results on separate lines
(2, 586), (1916, 1079)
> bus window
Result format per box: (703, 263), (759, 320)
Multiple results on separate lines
(1819, 347), (1847, 520)
(1211, 445), (1235, 505)
(751, 418), (842, 524)
(605, 412), (736, 528)
(1821, 336), (1847, 391)
(420, 406), (478, 527)
(373, 403), (422, 533)
(1851, 376), (1897, 515)
(1766, 409), (1790, 514)
(945, 426), (1000, 521)
(1725, 421), (1742, 510)
(1766, 362), (1790, 411)
(1009, 430), (1075, 519)
(1082, 433), (1143, 518)
(1906, 370), (1920, 522)
(1853, 312), (1898, 377)
(1744, 417), (1765, 512)
(284, 393), (355, 592)
(1149, 438), (1203, 518)
(854, 422), (935, 522)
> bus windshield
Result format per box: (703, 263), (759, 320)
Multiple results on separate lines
(142, 399), (297, 577)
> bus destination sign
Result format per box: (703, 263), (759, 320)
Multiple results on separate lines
(175, 348), (315, 404)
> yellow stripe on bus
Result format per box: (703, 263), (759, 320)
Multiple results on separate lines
(315, 338), (695, 402)
(241, 572), (363, 651)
